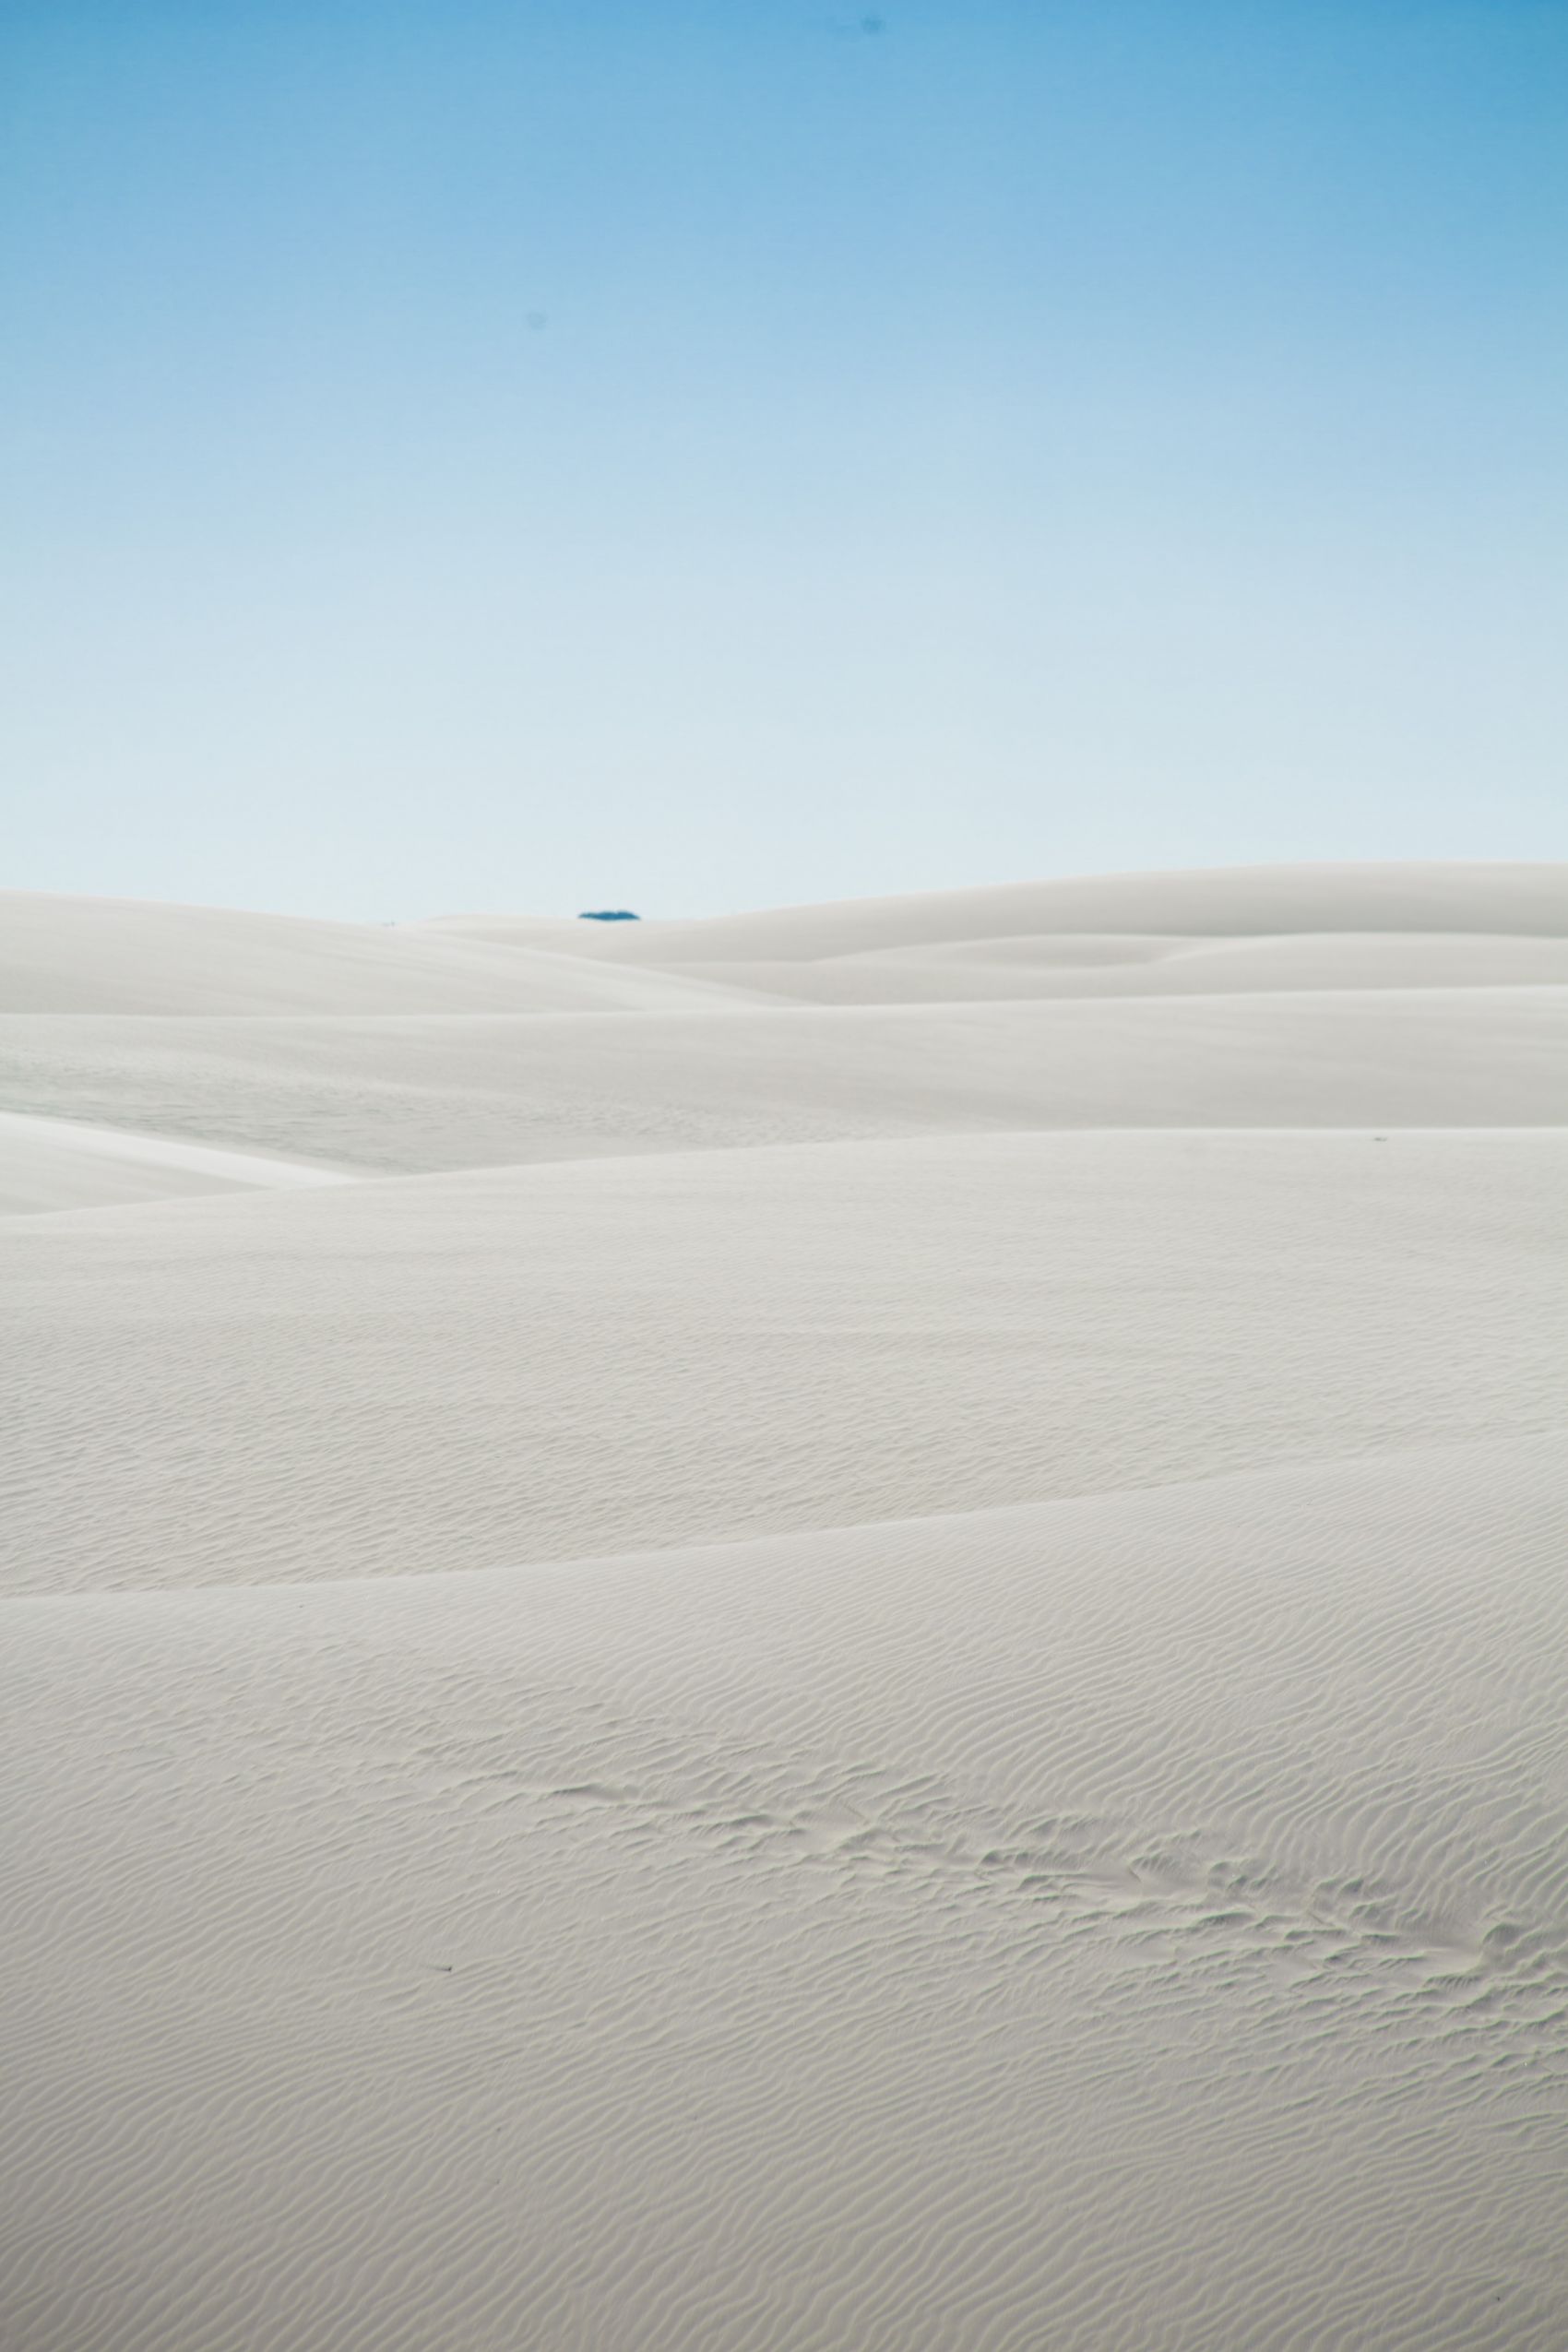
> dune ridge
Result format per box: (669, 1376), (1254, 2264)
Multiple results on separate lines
(2, 862), (1564, 2349)
(420, 858), (1568, 962)
(0, 1109), (354, 1217)
(0, 890), (757, 1016)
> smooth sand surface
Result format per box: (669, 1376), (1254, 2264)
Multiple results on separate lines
(0, 1110), (354, 1217)
(666, 930), (1568, 1003)
(0, 892), (755, 1016)
(424, 858), (1568, 962)
(3, 863), (1565, 2349)
(1, 988), (1561, 1175)
(6, 1129), (1563, 1593)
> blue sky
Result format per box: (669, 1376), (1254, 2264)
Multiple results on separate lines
(5, 0), (1564, 919)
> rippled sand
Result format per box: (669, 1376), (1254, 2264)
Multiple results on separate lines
(3, 864), (1565, 2348)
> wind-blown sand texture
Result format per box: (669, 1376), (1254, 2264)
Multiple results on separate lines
(3, 862), (1566, 2350)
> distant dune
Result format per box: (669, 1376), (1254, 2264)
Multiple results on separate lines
(422, 857), (1568, 960)
(3, 864), (1565, 2350)
(4, 862), (1563, 1186)
(0, 890), (751, 1016)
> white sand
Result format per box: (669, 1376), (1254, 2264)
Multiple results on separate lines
(423, 858), (1568, 962)
(0, 1110), (353, 1217)
(0, 990), (1560, 1177)
(0, 891), (756, 1016)
(6, 1129), (1562, 1593)
(2, 862), (1565, 2348)
(661, 930), (1568, 1003)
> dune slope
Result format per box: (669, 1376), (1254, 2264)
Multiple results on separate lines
(3, 1127), (1562, 1595)
(1, 987), (1561, 1176)
(0, 1110), (352, 1218)
(0, 892), (753, 1016)
(2, 862), (1564, 2350)
(675, 928), (1568, 1003)
(429, 858), (1568, 963)
(3, 1444), (1564, 2351)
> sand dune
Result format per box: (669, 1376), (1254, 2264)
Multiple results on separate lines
(427, 858), (1568, 964)
(7, 868), (1561, 1188)
(2, 863), (1564, 2349)
(1, 987), (1561, 1178)
(0, 1110), (353, 1218)
(674, 929), (1568, 1004)
(4, 1443), (1563, 2350)
(4, 1128), (1562, 1595)
(0, 891), (753, 1016)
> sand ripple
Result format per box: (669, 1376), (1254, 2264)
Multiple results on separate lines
(3, 1443), (1564, 2348)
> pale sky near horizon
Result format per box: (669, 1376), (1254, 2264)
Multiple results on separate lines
(5, 0), (1565, 922)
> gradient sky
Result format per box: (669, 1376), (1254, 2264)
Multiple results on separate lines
(4, 0), (1565, 921)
